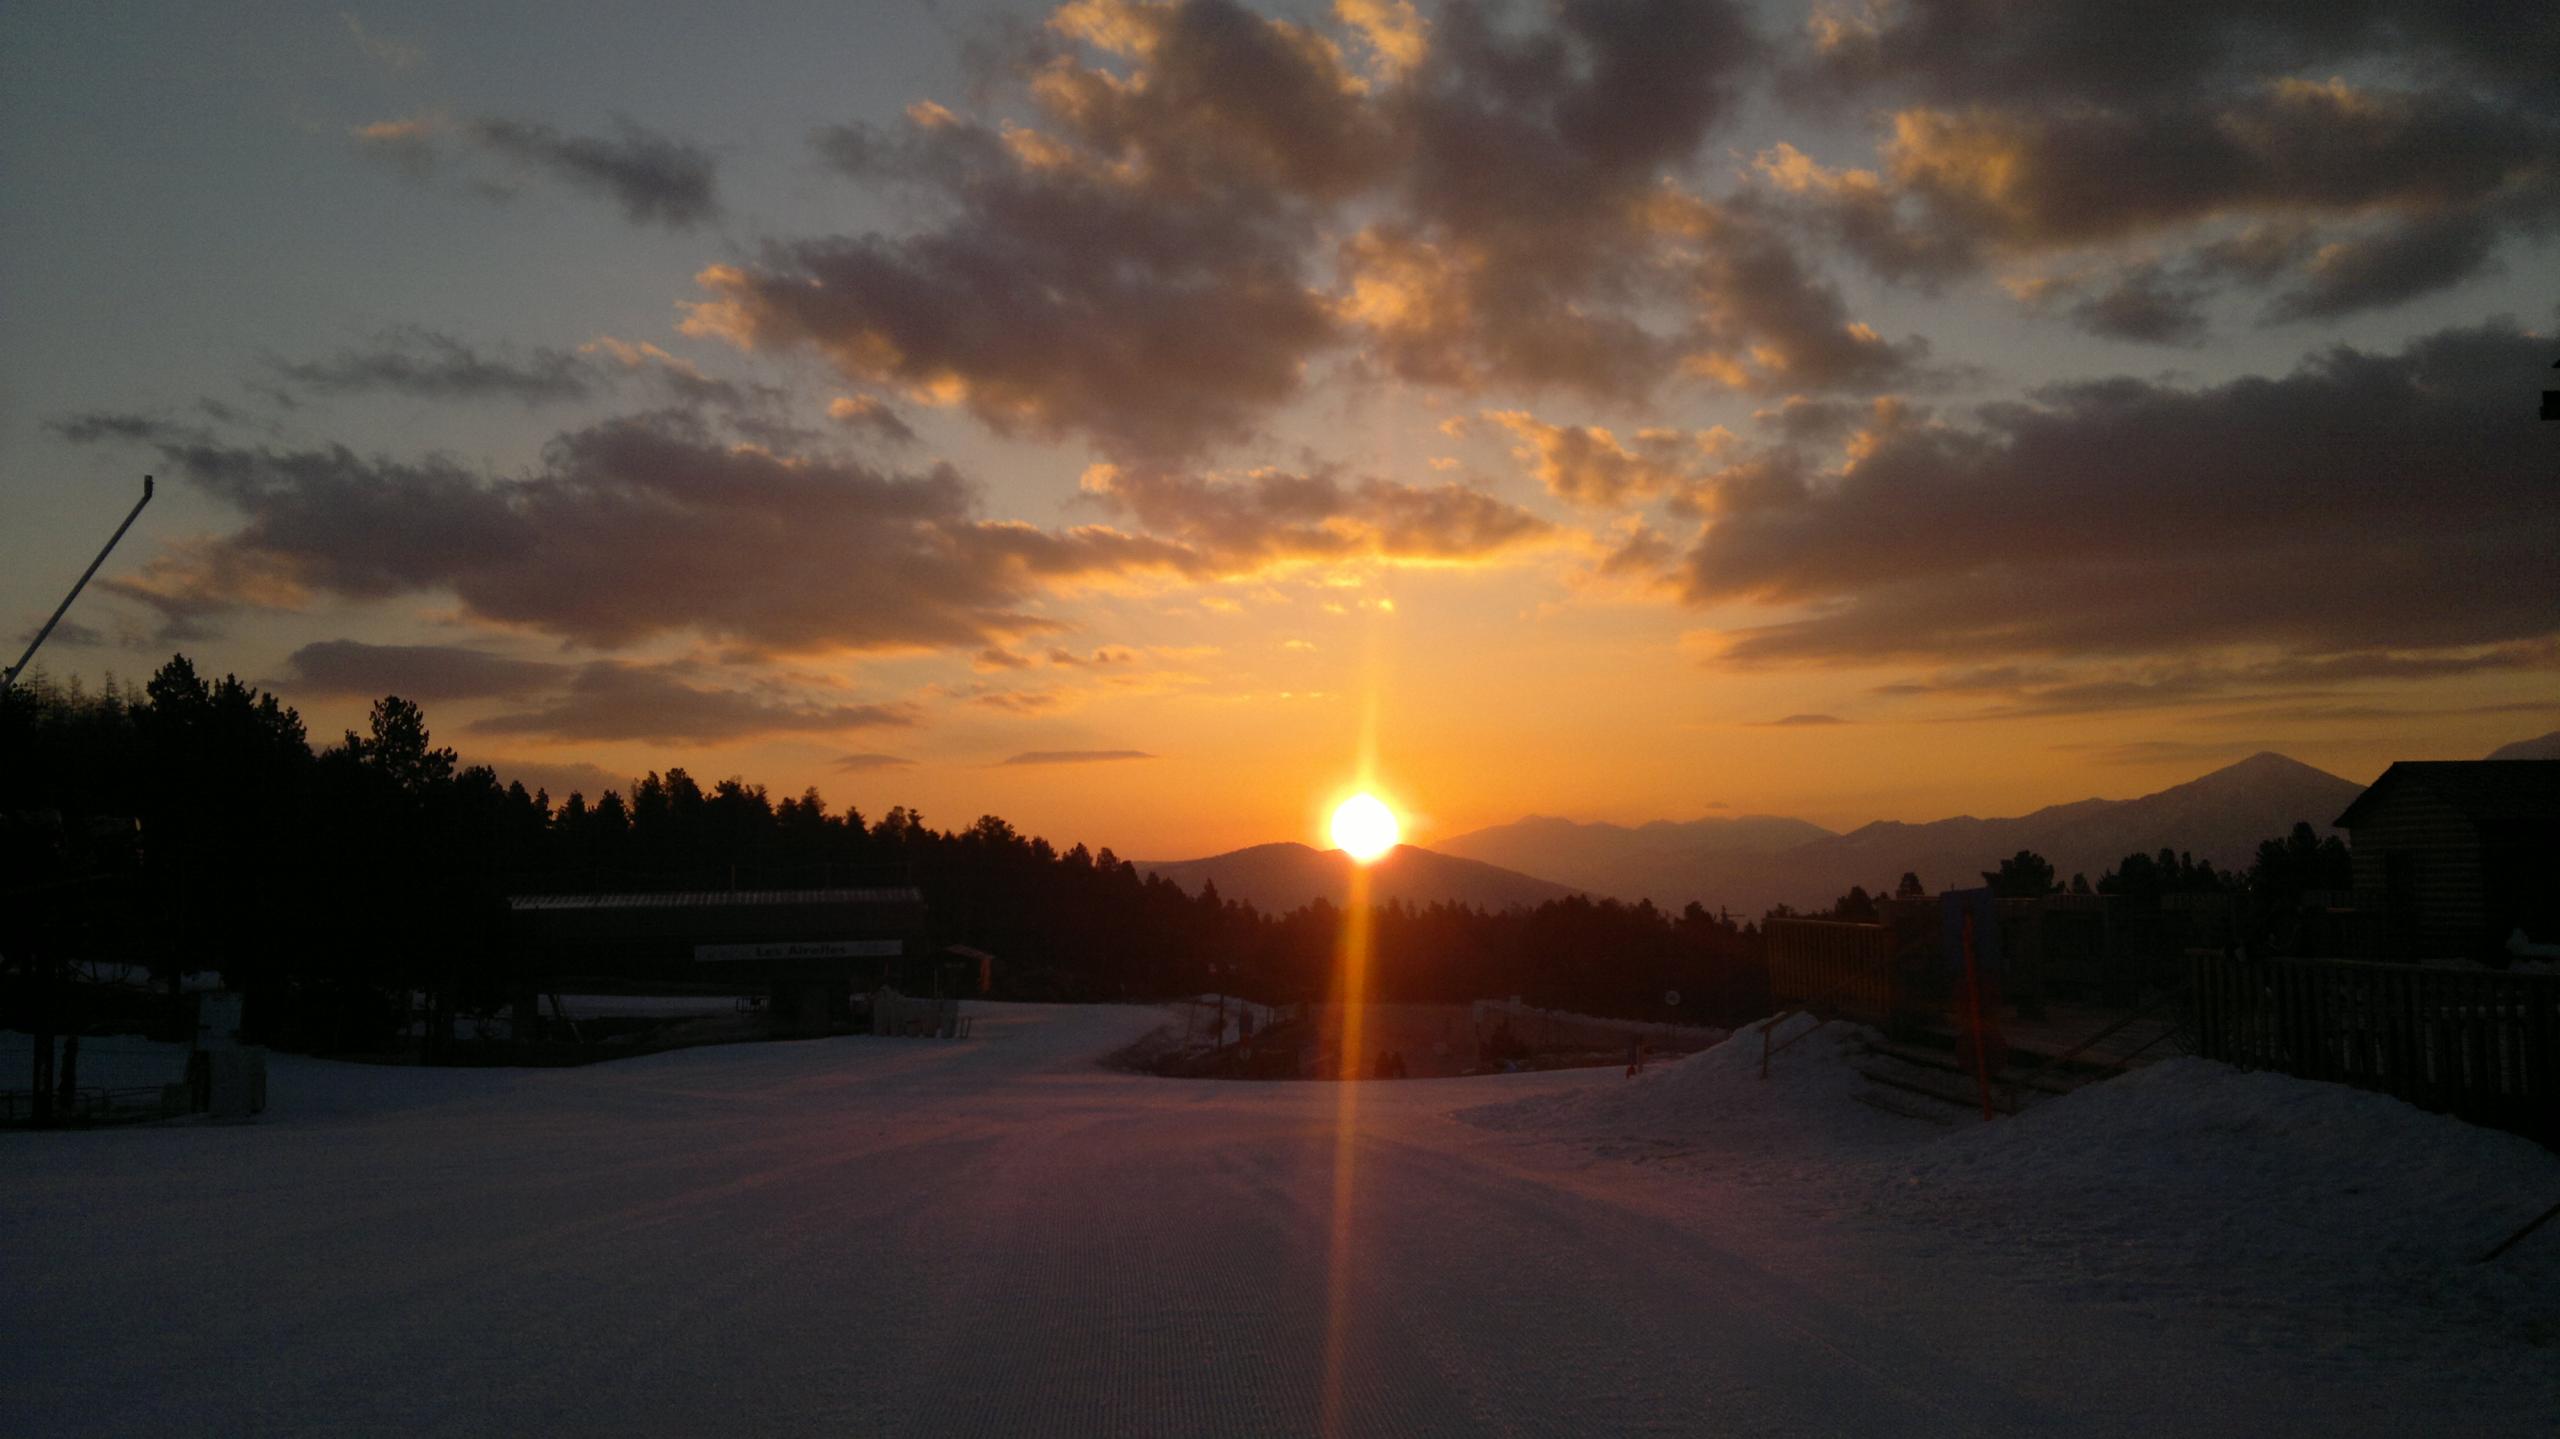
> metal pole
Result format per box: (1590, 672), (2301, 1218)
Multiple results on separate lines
(3, 475), (154, 694)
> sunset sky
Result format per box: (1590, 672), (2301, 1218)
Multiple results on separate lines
(6, 1), (2554, 858)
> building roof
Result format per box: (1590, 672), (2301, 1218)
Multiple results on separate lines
(2335, 761), (2560, 829)
(509, 888), (921, 912)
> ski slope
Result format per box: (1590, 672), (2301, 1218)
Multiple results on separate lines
(6, 1005), (2554, 1436)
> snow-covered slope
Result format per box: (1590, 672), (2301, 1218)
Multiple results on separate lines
(7, 1010), (2553, 1435)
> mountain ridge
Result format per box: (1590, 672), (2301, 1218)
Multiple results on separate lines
(1437, 751), (2367, 916)
(1136, 841), (1580, 915)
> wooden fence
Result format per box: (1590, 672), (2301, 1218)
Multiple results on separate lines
(2191, 953), (2559, 1144)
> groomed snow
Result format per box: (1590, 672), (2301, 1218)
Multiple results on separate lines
(6, 1006), (2554, 1436)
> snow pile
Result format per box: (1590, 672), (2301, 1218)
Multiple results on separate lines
(1463, 1014), (1943, 1183)
(1866, 1057), (2560, 1344)
(1466, 1014), (2560, 1353)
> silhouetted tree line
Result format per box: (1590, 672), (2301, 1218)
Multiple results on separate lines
(4, 656), (2357, 1053)
(3, 657), (1768, 1049)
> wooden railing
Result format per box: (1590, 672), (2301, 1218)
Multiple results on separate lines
(1765, 918), (1897, 1024)
(2191, 954), (2559, 1144)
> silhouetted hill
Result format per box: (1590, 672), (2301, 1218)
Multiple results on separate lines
(1437, 752), (2367, 916)
(1436, 813), (1835, 906)
(2487, 730), (2560, 760)
(1138, 842), (1580, 914)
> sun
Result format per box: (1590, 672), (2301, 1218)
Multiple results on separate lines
(1329, 792), (1402, 863)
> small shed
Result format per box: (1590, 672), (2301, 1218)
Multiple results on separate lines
(2334, 762), (2560, 958)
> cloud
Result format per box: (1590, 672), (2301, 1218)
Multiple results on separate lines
(1485, 410), (1724, 508)
(266, 326), (594, 404)
(690, 108), (1335, 459)
(997, 749), (1155, 766)
(1777, 7), (2560, 325)
(69, 404), (1542, 657)
(1758, 713), (1849, 726)
(682, 0), (1913, 457)
(1877, 645), (2557, 720)
(280, 639), (570, 700)
(16, 618), (107, 650)
(471, 661), (912, 744)
(50, 413), (212, 448)
(826, 395), (918, 446)
(1679, 321), (2560, 669)
(68, 409), (1204, 653)
(1079, 460), (1555, 566)
(355, 114), (720, 228)
(579, 337), (783, 417)
(833, 752), (916, 771)
(2011, 263), (2212, 346)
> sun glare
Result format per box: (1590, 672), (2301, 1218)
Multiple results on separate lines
(1329, 792), (1401, 862)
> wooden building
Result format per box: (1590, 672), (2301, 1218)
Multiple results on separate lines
(2334, 762), (2560, 959)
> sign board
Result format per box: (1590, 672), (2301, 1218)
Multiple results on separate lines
(693, 939), (901, 963)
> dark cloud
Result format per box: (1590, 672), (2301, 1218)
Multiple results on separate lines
(1870, 652), (2555, 721)
(67, 405), (1544, 655)
(1080, 461), (1555, 564)
(354, 115), (720, 229)
(472, 661), (911, 744)
(1341, 0), (1764, 397)
(1758, 713), (1849, 726)
(17, 618), (106, 650)
(48, 413), (202, 446)
(266, 326), (594, 404)
(997, 749), (1155, 766)
(68, 409), (1189, 652)
(1674, 199), (1929, 390)
(2266, 207), (2511, 321)
(833, 752), (916, 771)
(2018, 264), (2213, 346)
(280, 639), (570, 701)
(1681, 321), (2560, 667)
(1792, 1), (2560, 111)
(255, 327), (788, 421)
(464, 117), (719, 228)
(1776, 3), (2560, 324)
(705, 42), (1347, 461)
(690, 1), (1908, 458)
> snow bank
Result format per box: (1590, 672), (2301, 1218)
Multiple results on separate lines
(1464, 1014), (2560, 1352)
(1462, 1014), (1942, 1183)
(1866, 1057), (2560, 1345)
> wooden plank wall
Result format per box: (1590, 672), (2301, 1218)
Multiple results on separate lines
(2345, 787), (2485, 956)
(2192, 953), (2558, 1144)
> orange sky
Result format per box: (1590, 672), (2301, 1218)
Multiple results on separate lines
(7, 1), (2554, 859)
